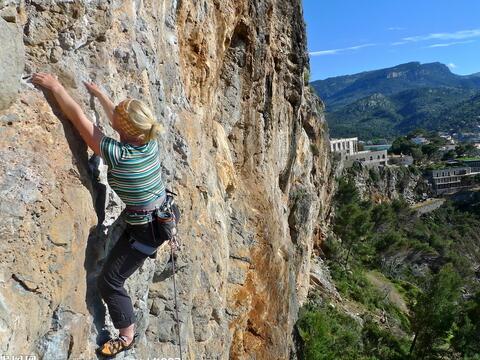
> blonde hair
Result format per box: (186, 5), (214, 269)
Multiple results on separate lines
(114, 99), (164, 142)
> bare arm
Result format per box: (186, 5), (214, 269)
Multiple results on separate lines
(32, 73), (104, 155)
(84, 82), (115, 123)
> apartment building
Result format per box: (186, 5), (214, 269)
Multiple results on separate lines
(330, 137), (387, 168)
(429, 165), (480, 194)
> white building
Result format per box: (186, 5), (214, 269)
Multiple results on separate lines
(330, 137), (359, 155)
(411, 136), (430, 145)
(330, 137), (387, 168)
(440, 144), (457, 151)
(345, 150), (388, 167)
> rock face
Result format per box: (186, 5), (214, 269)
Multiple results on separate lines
(0, 1), (333, 359)
(0, 16), (25, 110)
(348, 164), (426, 204)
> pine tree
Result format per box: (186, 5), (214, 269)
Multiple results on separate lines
(409, 263), (461, 359)
(451, 291), (480, 357)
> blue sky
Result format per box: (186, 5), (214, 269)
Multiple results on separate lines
(302, 0), (480, 81)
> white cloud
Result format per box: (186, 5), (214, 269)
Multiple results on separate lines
(309, 43), (376, 57)
(400, 28), (480, 43)
(428, 40), (475, 48)
(388, 27), (406, 31)
(309, 49), (341, 56)
(447, 63), (457, 69)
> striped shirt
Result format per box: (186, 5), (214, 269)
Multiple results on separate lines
(100, 136), (166, 225)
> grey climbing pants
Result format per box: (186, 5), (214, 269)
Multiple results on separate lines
(96, 222), (162, 329)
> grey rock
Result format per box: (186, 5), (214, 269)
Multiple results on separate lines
(172, 135), (190, 161)
(49, 46), (63, 63)
(227, 263), (247, 285)
(150, 298), (165, 316)
(193, 322), (211, 342)
(309, 257), (341, 300)
(0, 198), (25, 219)
(58, 32), (75, 50)
(35, 307), (85, 360)
(0, 6), (16, 22)
(113, 48), (130, 62)
(154, 314), (177, 342)
(132, 42), (148, 72)
(348, 163), (425, 204)
(0, 114), (19, 124)
(0, 18), (24, 110)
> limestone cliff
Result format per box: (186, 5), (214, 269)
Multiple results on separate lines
(347, 164), (427, 204)
(0, 1), (333, 359)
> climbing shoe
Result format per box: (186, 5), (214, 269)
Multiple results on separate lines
(96, 333), (137, 358)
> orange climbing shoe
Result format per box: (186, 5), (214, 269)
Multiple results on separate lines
(96, 334), (137, 358)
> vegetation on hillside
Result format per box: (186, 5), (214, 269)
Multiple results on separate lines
(295, 178), (480, 360)
(388, 129), (480, 167)
(326, 88), (480, 140)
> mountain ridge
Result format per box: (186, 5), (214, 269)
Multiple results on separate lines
(311, 62), (480, 140)
(312, 61), (480, 108)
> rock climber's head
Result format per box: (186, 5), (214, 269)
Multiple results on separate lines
(112, 99), (163, 143)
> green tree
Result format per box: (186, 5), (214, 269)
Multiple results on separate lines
(334, 178), (360, 206)
(296, 302), (363, 360)
(333, 202), (373, 268)
(410, 147), (425, 163)
(409, 264), (462, 359)
(421, 143), (439, 159)
(455, 143), (478, 157)
(362, 318), (409, 359)
(407, 129), (428, 139)
(451, 291), (480, 357)
(391, 136), (416, 156)
(441, 149), (456, 161)
(333, 179), (373, 268)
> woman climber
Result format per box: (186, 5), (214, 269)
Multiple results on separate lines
(32, 73), (175, 357)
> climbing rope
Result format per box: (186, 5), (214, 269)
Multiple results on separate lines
(146, 189), (183, 359)
(170, 235), (183, 360)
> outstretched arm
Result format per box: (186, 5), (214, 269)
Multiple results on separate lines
(84, 82), (115, 123)
(32, 72), (103, 155)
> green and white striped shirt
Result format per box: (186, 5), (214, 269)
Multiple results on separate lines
(100, 136), (166, 225)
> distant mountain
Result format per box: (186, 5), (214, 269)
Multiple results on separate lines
(327, 87), (479, 139)
(311, 62), (480, 140)
(441, 93), (480, 131)
(312, 62), (480, 108)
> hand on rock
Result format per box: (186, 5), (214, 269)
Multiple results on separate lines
(32, 72), (62, 92)
(84, 81), (103, 97)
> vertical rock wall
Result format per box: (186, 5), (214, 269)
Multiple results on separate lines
(0, 1), (334, 359)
